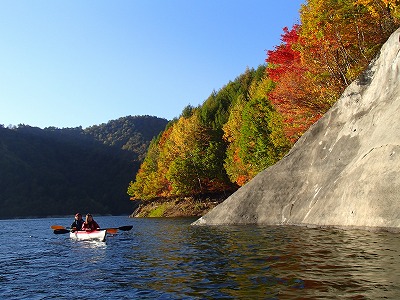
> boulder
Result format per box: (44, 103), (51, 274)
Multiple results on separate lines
(193, 28), (400, 230)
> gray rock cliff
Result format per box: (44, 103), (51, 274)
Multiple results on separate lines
(193, 28), (400, 229)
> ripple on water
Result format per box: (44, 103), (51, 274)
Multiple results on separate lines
(1, 217), (400, 299)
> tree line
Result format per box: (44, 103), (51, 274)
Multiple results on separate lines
(128, 0), (400, 201)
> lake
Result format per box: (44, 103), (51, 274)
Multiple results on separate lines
(1, 216), (399, 299)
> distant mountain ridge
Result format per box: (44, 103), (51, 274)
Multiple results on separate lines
(84, 115), (170, 161)
(0, 115), (168, 218)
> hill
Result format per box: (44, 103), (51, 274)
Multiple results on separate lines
(0, 115), (168, 218)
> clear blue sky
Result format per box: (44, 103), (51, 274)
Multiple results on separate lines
(0, 0), (304, 129)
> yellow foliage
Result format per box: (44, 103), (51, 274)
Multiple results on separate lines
(355, 0), (400, 20)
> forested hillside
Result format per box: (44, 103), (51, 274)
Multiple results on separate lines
(0, 116), (167, 218)
(84, 115), (169, 161)
(129, 0), (400, 202)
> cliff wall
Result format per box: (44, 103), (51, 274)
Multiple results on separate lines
(193, 28), (400, 230)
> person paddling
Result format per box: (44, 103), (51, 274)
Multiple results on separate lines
(70, 213), (84, 232)
(81, 213), (100, 231)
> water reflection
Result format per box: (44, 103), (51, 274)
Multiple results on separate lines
(287, 228), (399, 298)
(122, 222), (400, 299)
(2, 217), (400, 299)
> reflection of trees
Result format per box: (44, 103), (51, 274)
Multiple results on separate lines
(128, 224), (400, 299)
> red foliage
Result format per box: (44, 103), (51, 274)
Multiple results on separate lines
(266, 25), (303, 82)
(265, 24), (321, 142)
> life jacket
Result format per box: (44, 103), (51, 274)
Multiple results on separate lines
(82, 220), (100, 231)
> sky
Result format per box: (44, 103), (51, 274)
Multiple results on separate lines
(0, 0), (304, 129)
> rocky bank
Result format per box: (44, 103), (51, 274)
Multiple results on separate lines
(129, 193), (229, 218)
(193, 28), (400, 230)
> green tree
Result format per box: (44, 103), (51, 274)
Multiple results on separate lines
(127, 135), (166, 200)
(239, 97), (290, 174)
(223, 73), (290, 186)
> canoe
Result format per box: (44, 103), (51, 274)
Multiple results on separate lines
(70, 230), (107, 242)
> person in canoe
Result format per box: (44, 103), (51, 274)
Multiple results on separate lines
(70, 213), (84, 232)
(81, 213), (100, 231)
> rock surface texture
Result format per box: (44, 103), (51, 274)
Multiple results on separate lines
(193, 28), (400, 229)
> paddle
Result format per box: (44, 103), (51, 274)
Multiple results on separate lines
(51, 225), (133, 234)
(54, 229), (70, 234)
(51, 225), (67, 230)
(115, 225), (133, 231)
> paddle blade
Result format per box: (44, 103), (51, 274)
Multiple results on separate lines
(51, 225), (66, 230)
(118, 225), (133, 231)
(54, 229), (70, 234)
(106, 228), (118, 234)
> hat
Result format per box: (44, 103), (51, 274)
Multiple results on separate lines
(75, 213), (82, 217)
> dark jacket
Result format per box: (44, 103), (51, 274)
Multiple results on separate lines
(71, 219), (84, 231)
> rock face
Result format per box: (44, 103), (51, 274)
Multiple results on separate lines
(193, 28), (400, 229)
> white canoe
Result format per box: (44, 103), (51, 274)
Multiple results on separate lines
(70, 230), (107, 242)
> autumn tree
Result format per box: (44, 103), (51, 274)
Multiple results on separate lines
(223, 94), (249, 185)
(130, 0), (400, 200)
(267, 0), (399, 142)
(299, 0), (400, 106)
(266, 25), (321, 142)
(223, 67), (291, 186)
(127, 128), (173, 200)
(164, 112), (212, 195)
(239, 93), (291, 176)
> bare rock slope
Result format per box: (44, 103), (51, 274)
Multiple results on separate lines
(193, 28), (400, 229)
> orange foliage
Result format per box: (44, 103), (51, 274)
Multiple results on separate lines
(266, 25), (323, 142)
(267, 0), (399, 143)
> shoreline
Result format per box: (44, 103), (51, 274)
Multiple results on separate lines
(129, 193), (231, 218)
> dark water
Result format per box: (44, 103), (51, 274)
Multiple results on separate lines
(1, 216), (400, 299)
